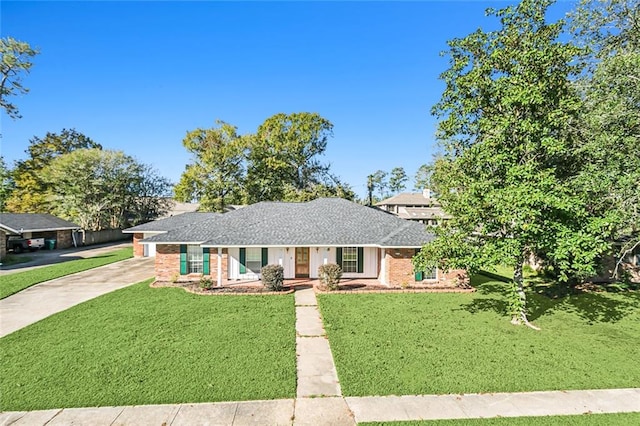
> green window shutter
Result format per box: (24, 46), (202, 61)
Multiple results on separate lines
(336, 247), (342, 267)
(180, 245), (187, 275)
(203, 247), (210, 275)
(414, 248), (422, 281)
(261, 248), (268, 267)
(357, 247), (364, 273)
(239, 248), (246, 274)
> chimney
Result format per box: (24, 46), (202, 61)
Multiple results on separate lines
(422, 188), (432, 199)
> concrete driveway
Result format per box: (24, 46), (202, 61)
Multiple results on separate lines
(0, 241), (133, 276)
(0, 257), (154, 338)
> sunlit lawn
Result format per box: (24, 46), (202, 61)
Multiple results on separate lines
(0, 247), (133, 299)
(319, 274), (640, 396)
(0, 281), (296, 410)
(361, 412), (640, 425)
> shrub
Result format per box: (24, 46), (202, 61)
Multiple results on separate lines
(199, 276), (213, 289)
(170, 272), (179, 283)
(318, 263), (342, 291)
(261, 264), (284, 291)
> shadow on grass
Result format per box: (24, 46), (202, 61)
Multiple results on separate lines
(463, 274), (640, 324)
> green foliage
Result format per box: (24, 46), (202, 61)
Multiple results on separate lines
(388, 167), (408, 194)
(0, 281), (296, 410)
(42, 149), (170, 230)
(174, 121), (247, 212)
(318, 263), (343, 291)
(0, 156), (14, 211)
(417, 0), (617, 324)
(261, 264), (284, 291)
(6, 129), (102, 213)
(413, 163), (434, 191)
(318, 278), (640, 396)
(199, 276), (213, 289)
(0, 248), (132, 299)
(0, 36), (38, 119)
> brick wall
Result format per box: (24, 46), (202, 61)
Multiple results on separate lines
(383, 248), (467, 287)
(133, 233), (144, 257)
(209, 248), (228, 281)
(156, 244), (181, 281)
(56, 230), (73, 249)
(0, 230), (6, 259)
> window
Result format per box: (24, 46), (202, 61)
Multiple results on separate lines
(246, 248), (262, 274)
(342, 247), (358, 273)
(187, 245), (203, 274)
(423, 267), (437, 281)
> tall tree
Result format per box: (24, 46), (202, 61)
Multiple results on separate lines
(43, 149), (170, 230)
(245, 112), (335, 203)
(0, 156), (14, 211)
(570, 0), (640, 275)
(413, 163), (434, 191)
(174, 121), (247, 212)
(414, 0), (614, 329)
(0, 37), (38, 119)
(369, 170), (388, 201)
(6, 129), (101, 213)
(388, 167), (408, 194)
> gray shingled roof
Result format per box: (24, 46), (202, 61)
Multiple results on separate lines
(0, 213), (80, 233)
(123, 212), (220, 233)
(143, 198), (434, 247)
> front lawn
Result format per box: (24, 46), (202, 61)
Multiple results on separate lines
(0, 247), (132, 299)
(318, 275), (640, 396)
(0, 281), (296, 410)
(361, 412), (640, 425)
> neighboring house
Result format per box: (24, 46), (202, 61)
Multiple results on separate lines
(0, 213), (81, 250)
(123, 212), (220, 257)
(131, 198), (465, 287)
(376, 190), (451, 225)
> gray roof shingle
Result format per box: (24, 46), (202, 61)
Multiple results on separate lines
(123, 212), (220, 233)
(0, 213), (80, 233)
(143, 198), (434, 247)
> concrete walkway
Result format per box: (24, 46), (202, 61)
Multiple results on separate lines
(293, 287), (355, 425)
(0, 257), (154, 337)
(2, 389), (638, 425)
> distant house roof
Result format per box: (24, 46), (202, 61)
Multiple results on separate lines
(376, 192), (439, 207)
(143, 198), (434, 248)
(159, 200), (200, 218)
(123, 212), (221, 233)
(0, 213), (80, 234)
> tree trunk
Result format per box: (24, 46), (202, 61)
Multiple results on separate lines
(511, 252), (540, 330)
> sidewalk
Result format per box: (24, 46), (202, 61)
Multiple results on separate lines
(0, 257), (154, 337)
(2, 389), (638, 425)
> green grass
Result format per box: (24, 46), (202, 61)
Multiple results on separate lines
(0, 247), (132, 299)
(318, 274), (640, 396)
(0, 281), (296, 410)
(361, 412), (640, 425)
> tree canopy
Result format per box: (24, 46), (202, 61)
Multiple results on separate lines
(414, 0), (616, 328)
(0, 37), (38, 119)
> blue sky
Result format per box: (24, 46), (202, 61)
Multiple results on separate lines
(1, 1), (575, 198)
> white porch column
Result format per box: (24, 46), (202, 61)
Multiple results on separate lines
(217, 247), (222, 287)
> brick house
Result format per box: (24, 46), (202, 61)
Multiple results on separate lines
(128, 198), (465, 287)
(0, 213), (81, 250)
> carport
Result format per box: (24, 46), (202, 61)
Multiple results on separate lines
(0, 213), (81, 250)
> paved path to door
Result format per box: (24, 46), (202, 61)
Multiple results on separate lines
(0, 257), (154, 337)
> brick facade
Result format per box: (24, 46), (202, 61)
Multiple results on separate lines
(56, 230), (73, 249)
(155, 245), (228, 282)
(0, 230), (6, 259)
(383, 248), (467, 287)
(133, 233), (144, 257)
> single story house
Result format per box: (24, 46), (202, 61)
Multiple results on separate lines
(123, 212), (221, 257)
(0, 213), (81, 251)
(131, 198), (464, 287)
